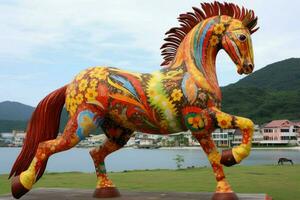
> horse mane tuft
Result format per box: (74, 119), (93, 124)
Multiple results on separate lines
(160, 1), (259, 66)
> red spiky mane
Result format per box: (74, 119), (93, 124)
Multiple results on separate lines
(160, 1), (258, 66)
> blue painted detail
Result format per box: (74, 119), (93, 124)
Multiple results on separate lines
(76, 110), (101, 140)
(194, 20), (214, 73)
(193, 24), (204, 74)
(76, 127), (86, 140)
(110, 75), (138, 99)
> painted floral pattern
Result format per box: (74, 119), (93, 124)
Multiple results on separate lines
(15, 8), (257, 198)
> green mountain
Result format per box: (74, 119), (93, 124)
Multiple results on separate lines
(0, 101), (34, 132)
(221, 58), (300, 124)
(0, 101), (34, 121)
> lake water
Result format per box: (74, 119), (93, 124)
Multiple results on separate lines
(0, 147), (299, 174)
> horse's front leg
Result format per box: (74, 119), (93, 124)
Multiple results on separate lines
(183, 107), (238, 199)
(192, 133), (238, 199)
(211, 107), (254, 166)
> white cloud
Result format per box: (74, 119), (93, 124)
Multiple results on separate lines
(1, 0), (299, 67)
(0, 0), (300, 105)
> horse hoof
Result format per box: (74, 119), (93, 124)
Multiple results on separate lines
(212, 192), (239, 200)
(220, 149), (237, 167)
(93, 187), (121, 198)
(11, 175), (29, 199)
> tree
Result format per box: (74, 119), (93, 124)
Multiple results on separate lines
(173, 154), (184, 169)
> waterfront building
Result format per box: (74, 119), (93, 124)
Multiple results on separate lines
(134, 132), (158, 148)
(12, 130), (26, 147)
(294, 121), (300, 146)
(212, 129), (235, 147)
(0, 132), (14, 146)
(261, 120), (298, 146)
(125, 137), (136, 147)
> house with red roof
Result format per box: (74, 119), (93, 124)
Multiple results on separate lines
(261, 120), (299, 146)
(294, 121), (300, 145)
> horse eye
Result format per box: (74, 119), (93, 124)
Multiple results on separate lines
(238, 34), (247, 42)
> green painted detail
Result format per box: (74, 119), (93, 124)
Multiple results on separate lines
(98, 162), (107, 174)
(184, 112), (205, 132)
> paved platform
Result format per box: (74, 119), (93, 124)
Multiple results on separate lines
(0, 188), (271, 200)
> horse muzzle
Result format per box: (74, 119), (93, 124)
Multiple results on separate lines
(237, 62), (254, 75)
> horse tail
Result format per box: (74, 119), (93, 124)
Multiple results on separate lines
(9, 85), (68, 180)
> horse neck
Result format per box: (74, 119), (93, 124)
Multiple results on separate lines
(169, 17), (222, 100)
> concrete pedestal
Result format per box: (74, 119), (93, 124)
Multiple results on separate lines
(0, 188), (272, 200)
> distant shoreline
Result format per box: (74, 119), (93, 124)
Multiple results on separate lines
(158, 146), (300, 150)
(1, 146), (300, 150)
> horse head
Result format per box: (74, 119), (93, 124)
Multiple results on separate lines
(161, 1), (259, 77)
(220, 15), (258, 74)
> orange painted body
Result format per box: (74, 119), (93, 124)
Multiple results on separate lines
(10, 2), (258, 199)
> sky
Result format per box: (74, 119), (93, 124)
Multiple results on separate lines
(0, 0), (299, 106)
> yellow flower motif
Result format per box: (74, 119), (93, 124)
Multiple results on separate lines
(85, 87), (98, 101)
(75, 70), (87, 81)
(75, 93), (84, 105)
(235, 117), (254, 131)
(65, 96), (71, 108)
(68, 83), (76, 92)
(70, 89), (76, 97)
(216, 112), (232, 129)
(90, 67), (109, 80)
(78, 79), (88, 92)
(90, 79), (99, 88)
(171, 89), (183, 102)
(188, 115), (205, 129)
(68, 98), (77, 116)
(210, 35), (219, 47)
(214, 23), (225, 35)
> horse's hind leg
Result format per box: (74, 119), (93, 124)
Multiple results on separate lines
(89, 123), (132, 198)
(12, 108), (100, 199)
(193, 133), (238, 200)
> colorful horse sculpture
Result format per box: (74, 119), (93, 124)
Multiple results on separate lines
(10, 2), (258, 200)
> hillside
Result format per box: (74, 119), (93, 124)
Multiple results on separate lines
(0, 101), (34, 121)
(221, 58), (300, 124)
(226, 58), (300, 91)
(0, 107), (91, 133)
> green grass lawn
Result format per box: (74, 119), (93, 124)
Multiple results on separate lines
(1, 165), (299, 200)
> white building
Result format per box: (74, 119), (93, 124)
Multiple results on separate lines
(125, 136), (136, 147)
(134, 132), (158, 148)
(12, 130), (26, 147)
(0, 132), (14, 146)
(212, 129), (235, 147)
